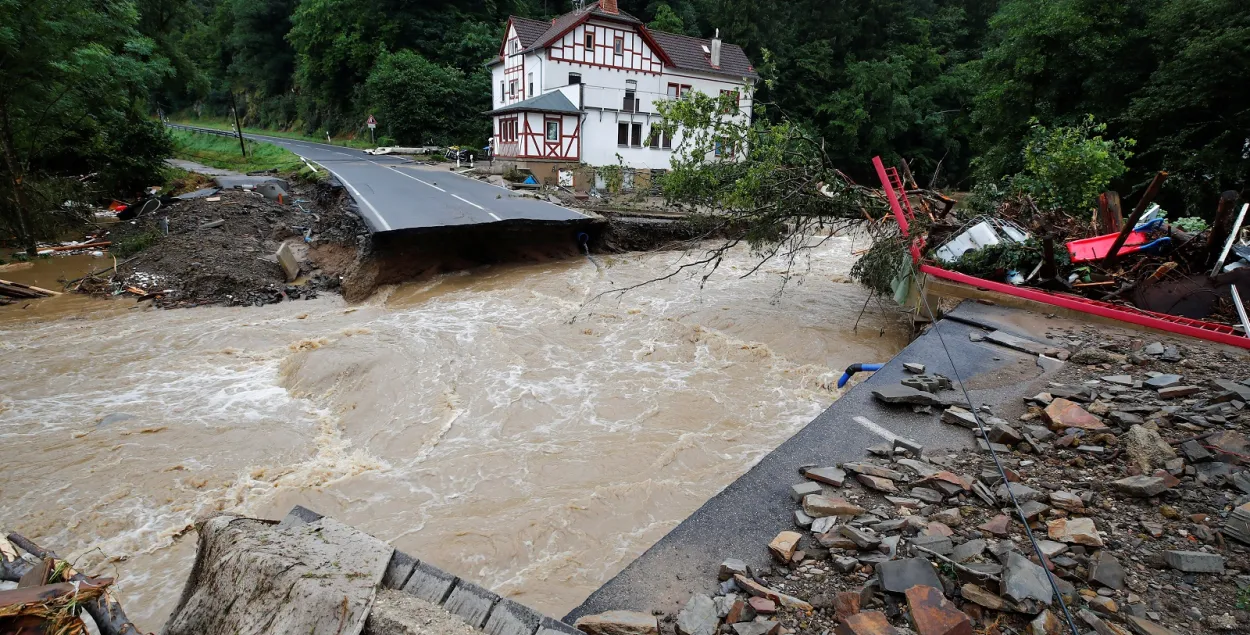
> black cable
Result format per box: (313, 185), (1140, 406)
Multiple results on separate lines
(917, 286), (1082, 635)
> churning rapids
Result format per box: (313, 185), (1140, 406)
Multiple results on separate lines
(0, 237), (907, 630)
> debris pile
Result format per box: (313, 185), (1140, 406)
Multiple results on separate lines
(0, 532), (138, 635)
(73, 179), (367, 307)
(576, 327), (1250, 635)
(896, 170), (1250, 335)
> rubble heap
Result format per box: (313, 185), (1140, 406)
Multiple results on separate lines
(575, 326), (1250, 635)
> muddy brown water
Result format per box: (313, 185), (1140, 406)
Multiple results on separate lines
(0, 238), (907, 629)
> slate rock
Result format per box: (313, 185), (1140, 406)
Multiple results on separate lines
(1047, 517), (1103, 547)
(804, 494), (865, 518)
(804, 466), (847, 487)
(942, 406), (980, 429)
(836, 612), (899, 635)
(574, 611), (659, 635)
(873, 385), (946, 406)
(910, 534), (953, 556)
(996, 482), (1042, 503)
(791, 481), (823, 501)
(960, 584), (1004, 610)
(1042, 398), (1109, 432)
(719, 559), (748, 581)
(1158, 385), (1201, 399)
(905, 584), (974, 635)
(858, 474), (899, 493)
(1087, 551), (1126, 590)
(675, 594), (718, 635)
(1144, 374), (1183, 390)
(1124, 425), (1177, 473)
(951, 539), (986, 563)
(876, 558), (942, 594)
(1113, 475), (1169, 497)
(1003, 552), (1054, 609)
(732, 622), (780, 635)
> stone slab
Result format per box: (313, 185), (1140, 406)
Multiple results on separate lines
(483, 597), (545, 635)
(444, 579), (499, 628)
(403, 560), (459, 604)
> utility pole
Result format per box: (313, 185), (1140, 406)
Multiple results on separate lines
(229, 92), (247, 158)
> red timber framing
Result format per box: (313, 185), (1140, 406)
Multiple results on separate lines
(494, 113), (579, 161)
(499, 23), (526, 103)
(543, 19), (670, 74)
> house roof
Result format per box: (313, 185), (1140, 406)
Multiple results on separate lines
(510, 16), (550, 48)
(485, 91), (581, 116)
(522, 1), (643, 54)
(649, 30), (757, 80)
(498, 2), (757, 80)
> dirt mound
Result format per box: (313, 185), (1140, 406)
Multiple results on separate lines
(102, 180), (367, 307)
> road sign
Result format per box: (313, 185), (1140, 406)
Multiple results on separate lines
(366, 115), (377, 130)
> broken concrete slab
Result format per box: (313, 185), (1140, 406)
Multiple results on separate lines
(1162, 550), (1225, 573)
(803, 466), (847, 487)
(1042, 398), (1109, 432)
(163, 514), (393, 635)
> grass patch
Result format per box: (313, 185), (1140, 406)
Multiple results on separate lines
(159, 166), (215, 196)
(114, 230), (163, 258)
(170, 117), (376, 149)
(170, 129), (309, 176)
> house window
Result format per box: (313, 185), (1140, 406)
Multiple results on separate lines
(569, 72), (581, 85)
(624, 80), (637, 113)
(509, 80), (516, 97)
(528, 72), (534, 97)
(630, 122), (642, 147)
(614, 36), (624, 55)
(648, 125), (673, 150)
(584, 31), (595, 49)
(667, 83), (692, 99)
(510, 40), (520, 54)
(546, 120), (560, 142)
(720, 89), (740, 114)
(715, 137), (734, 158)
(617, 122), (629, 146)
(500, 118), (517, 143)
(500, 81), (505, 104)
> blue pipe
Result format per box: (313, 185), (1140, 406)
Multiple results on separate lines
(837, 362), (884, 389)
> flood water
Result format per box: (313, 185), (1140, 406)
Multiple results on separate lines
(0, 237), (907, 630)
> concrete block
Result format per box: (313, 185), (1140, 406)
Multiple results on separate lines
(536, 616), (582, 634)
(402, 560), (458, 604)
(276, 504), (324, 529)
(381, 550), (417, 589)
(483, 597), (544, 635)
(444, 579), (499, 628)
(276, 242), (299, 282)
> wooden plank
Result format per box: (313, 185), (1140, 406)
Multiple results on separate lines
(0, 578), (114, 608)
(0, 278), (61, 297)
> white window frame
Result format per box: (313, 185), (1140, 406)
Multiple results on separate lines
(545, 120), (560, 142)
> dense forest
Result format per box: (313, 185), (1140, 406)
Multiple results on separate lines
(2, 0), (1248, 249)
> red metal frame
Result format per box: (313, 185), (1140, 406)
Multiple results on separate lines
(871, 155), (1250, 349)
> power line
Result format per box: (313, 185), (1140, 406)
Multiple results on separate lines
(917, 285), (1082, 635)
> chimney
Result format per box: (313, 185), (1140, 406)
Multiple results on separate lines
(710, 29), (722, 67)
(600, 0), (618, 14)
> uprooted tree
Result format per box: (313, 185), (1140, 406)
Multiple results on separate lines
(0, 0), (172, 253)
(606, 88), (894, 295)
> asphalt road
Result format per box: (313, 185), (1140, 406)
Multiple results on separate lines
(176, 126), (589, 233)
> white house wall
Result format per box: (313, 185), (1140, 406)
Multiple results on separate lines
(493, 15), (756, 170)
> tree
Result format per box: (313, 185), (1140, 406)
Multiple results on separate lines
(365, 50), (487, 146)
(1011, 116), (1134, 216)
(649, 3), (685, 33)
(0, 0), (172, 252)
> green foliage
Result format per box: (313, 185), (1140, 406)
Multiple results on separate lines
(1011, 116), (1133, 216)
(364, 50), (487, 146)
(947, 239), (1044, 279)
(0, 0), (173, 251)
(649, 3), (685, 33)
(1172, 217), (1208, 233)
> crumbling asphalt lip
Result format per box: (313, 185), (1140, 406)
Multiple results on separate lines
(565, 300), (1040, 622)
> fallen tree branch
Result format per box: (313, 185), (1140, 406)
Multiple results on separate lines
(7, 533), (144, 635)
